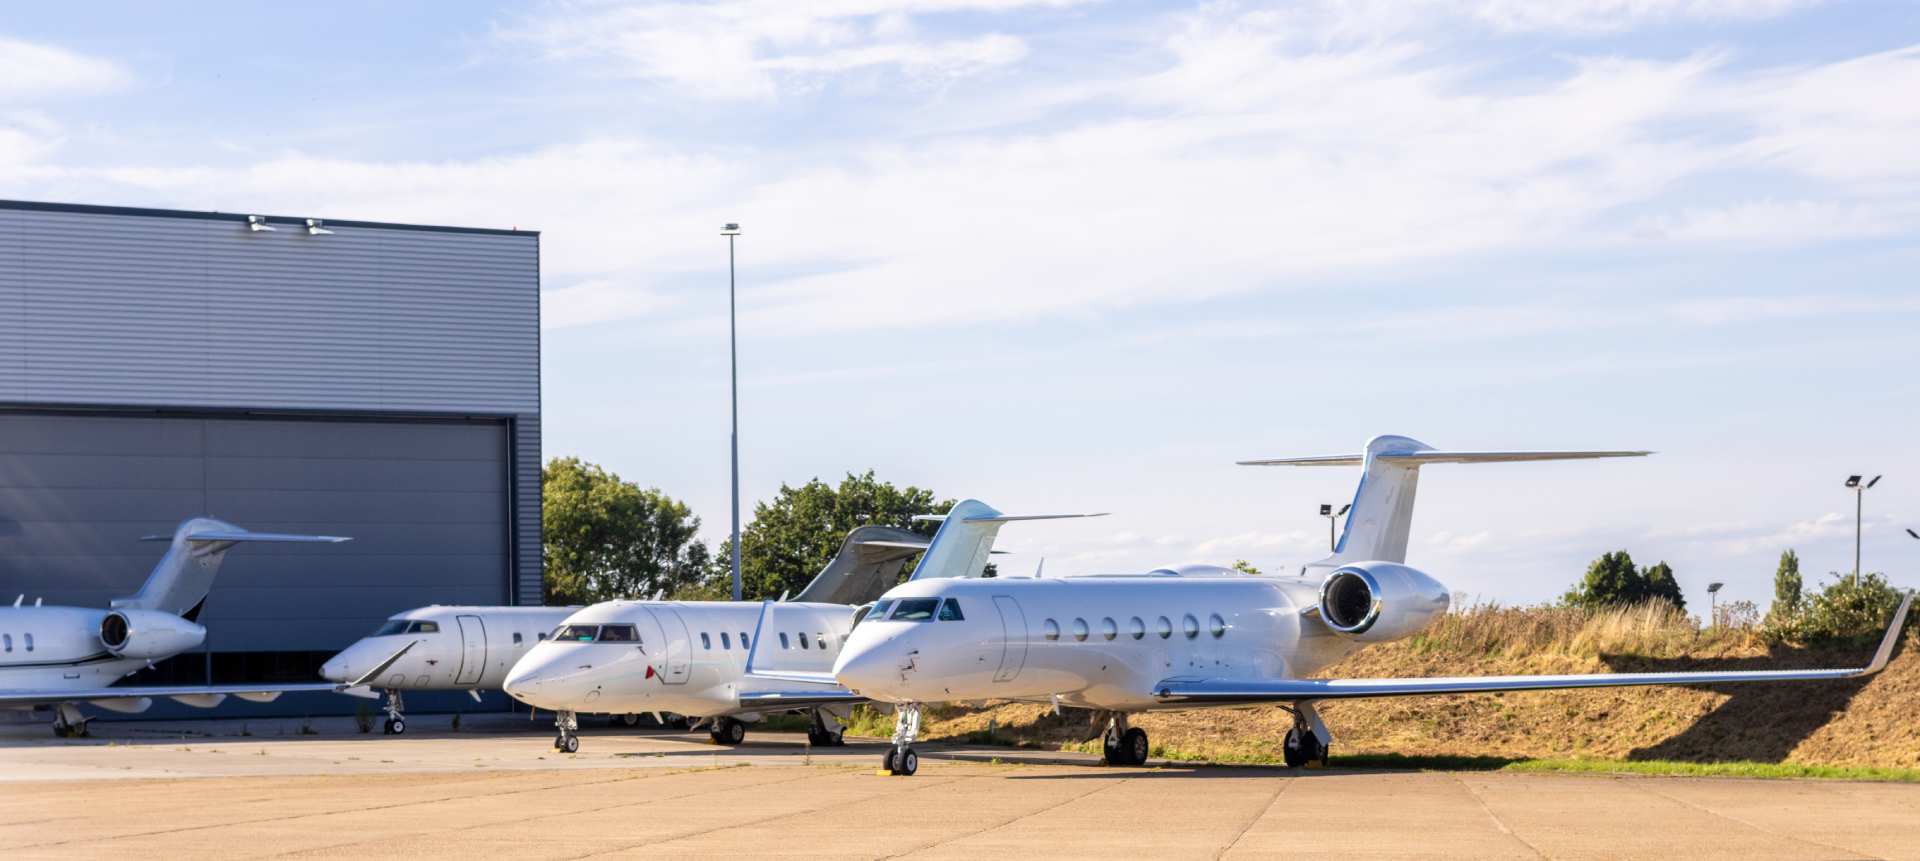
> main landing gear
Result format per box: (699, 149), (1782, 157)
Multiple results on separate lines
(881, 703), (921, 776)
(708, 716), (747, 746)
(553, 709), (580, 754)
(1099, 712), (1149, 766)
(807, 708), (846, 748)
(1282, 705), (1329, 769)
(51, 704), (91, 738)
(381, 689), (407, 735)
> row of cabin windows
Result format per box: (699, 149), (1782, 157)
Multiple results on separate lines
(1040, 613), (1228, 642)
(1, 633), (32, 652)
(545, 623), (834, 653)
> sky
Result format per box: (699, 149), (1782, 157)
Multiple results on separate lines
(4, 0), (1917, 612)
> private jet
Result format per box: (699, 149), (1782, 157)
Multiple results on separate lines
(503, 525), (931, 753)
(753, 435), (1911, 776)
(0, 518), (350, 736)
(320, 605), (579, 735)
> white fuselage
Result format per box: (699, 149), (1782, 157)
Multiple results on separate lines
(321, 606), (577, 692)
(834, 574), (1374, 711)
(505, 601), (855, 719)
(0, 606), (170, 704)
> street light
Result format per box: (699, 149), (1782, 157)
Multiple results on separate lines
(1845, 474), (1881, 588)
(723, 223), (742, 602)
(1319, 503), (1350, 551)
(1707, 581), (1724, 626)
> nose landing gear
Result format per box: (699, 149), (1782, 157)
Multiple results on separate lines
(881, 703), (921, 776)
(380, 689), (407, 735)
(553, 709), (580, 753)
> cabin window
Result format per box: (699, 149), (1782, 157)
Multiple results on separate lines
(700, 632), (712, 649)
(23, 633), (32, 651)
(890, 598), (940, 622)
(1071, 618), (1089, 642)
(816, 633), (829, 649)
(1129, 617), (1146, 640)
(937, 599), (965, 621)
(2, 633), (10, 652)
(798, 632), (811, 649)
(513, 632), (523, 645)
(1101, 618), (1118, 641)
(1210, 614), (1227, 638)
(1183, 614), (1200, 639)
(780, 632), (791, 649)
(740, 633), (750, 650)
(600, 625), (638, 642)
(537, 632), (548, 641)
(554, 624), (599, 642)
(721, 632), (732, 649)
(1156, 616), (1173, 639)
(1043, 619), (1060, 641)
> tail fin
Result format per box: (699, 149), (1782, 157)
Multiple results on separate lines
(112, 518), (352, 616)
(790, 525), (932, 605)
(905, 500), (1107, 582)
(1241, 435), (1648, 565)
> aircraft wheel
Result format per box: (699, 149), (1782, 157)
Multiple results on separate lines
(1101, 732), (1120, 765)
(562, 734), (580, 754)
(52, 723), (69, 739)
(390, 718), (406, 736)
(1121, 728), (1149, 766)
(896, 747), (918, 776)
(1283, 728), (1319, 769)
(711, 717), (746, 746)
(620, 713), (641, 728)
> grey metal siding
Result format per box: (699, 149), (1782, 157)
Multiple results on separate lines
(0, 202), (541, 605)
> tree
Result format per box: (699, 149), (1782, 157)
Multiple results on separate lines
(705, 471), (954, 600)
(1797, 571), (1907, 645)
(1231, 560), (1261, 575)
(1561, 550), (1685, 611)
(542, 457), (710, 605)
(1770, 549), (1803, 620)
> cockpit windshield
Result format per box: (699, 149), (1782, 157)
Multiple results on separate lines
(371, 619), (439, 636)
(599, 624), (638, 642)
(553, 624), (599, 642)
(372, 619), (409, 636)
(890, 598), (940, 622)
(853, 599), (894, 628)
(550, 624), (637, 643)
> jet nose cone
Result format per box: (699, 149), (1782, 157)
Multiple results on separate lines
(833, 639), (899, 698)
(502, 663), (543, 702)
(319, 652), (355, 684)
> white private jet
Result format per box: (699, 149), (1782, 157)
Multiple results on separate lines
(320, 605), (579, 735)
(502, 525), (933, 753)
(754, 435), (1912, 776)
(0, 518), (351, 736)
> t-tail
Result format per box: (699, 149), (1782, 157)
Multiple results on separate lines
(1241, 435), (1650, 566)
(113, 518), (352, 618)
(905, 500), (1107, 581)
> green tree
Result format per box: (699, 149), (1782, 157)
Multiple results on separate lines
(1562, 550), (1686, 611)
(1798, 571), (1907, 645)
(1231, 559), (1261, 575)
(542, 457), (709, 605)
(705, 471), (954, 600)
(1768, 549), (1803, 622)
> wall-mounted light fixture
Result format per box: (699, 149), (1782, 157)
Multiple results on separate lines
(305, 218), (333, 236)
(246, 215), (276, 232)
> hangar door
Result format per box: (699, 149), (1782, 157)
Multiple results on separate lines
(0, 410), (510, 680)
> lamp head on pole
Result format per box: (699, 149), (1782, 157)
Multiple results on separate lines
(1866, 475), (1882, 488)
(1707, 582), (1724, 594)
(1337, 503), (1351, 516)
(721, 223), (741, 235)
(1319, 504), (1332, 516)
(1845, 475), (1862, 488)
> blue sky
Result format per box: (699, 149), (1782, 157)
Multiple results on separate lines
(4, 1), (1917, 611)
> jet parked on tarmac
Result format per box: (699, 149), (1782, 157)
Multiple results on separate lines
(503, 525), (934, 753)
(0, 518), (350, 736)
(320, 604), (579, 735)
(757, 435), (1911, 776)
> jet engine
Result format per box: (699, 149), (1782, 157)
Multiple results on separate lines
(1316, 562), (1450, 642)
(99, 609), (206, 659)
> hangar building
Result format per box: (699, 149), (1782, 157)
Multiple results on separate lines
(0, 200), (541, 714)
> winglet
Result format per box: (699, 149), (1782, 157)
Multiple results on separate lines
(345, 639), (419, 689)
(743, 600), (774, 678)
(1859, 593), (1913, 676)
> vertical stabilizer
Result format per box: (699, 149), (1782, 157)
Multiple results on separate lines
(115, 518), (351, 616)
(791, 525), (932, 605)
(905, 500), (1108, 581)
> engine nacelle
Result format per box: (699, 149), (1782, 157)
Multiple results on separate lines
(1317, 562), (1451, 642)
(99, 609), (206, 660)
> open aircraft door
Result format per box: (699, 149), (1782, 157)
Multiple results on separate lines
(454, 615), (487, 686)
(646, 606), (692, 684)
(992, 595), (1028, 683)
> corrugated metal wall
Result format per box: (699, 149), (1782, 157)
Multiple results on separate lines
(0, 201), (542, 606)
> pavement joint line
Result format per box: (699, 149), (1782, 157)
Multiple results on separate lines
(1621, 776), (1884, 861)
(1214, 772), (1297, 859)
(1450, 772), (1546, 859)
(881, 768), (1139, 860)
(568, 767), (978, 859)
(8, 762), (746, 851)
(264, 765), (836, 859)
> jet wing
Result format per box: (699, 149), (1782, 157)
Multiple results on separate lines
(0, 682), (347, 709)
(1156, 595), (1909, 706)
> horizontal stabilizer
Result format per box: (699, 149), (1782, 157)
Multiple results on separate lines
(963, 512), (1109, 523)
(142, 530), (352, 543)
(1239, 450), (1649, 466)
(0, 682), (344, 709)
(857, 540), (932, 550)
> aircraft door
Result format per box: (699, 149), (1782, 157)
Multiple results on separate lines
(454, 615), (486, 686)
(646, 607), (692, 685)
(992, 595), (1028, 683)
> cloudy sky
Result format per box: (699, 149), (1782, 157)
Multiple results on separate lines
(5, 1), (1917, 610)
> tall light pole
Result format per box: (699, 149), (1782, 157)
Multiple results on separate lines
(723, 223), (742, 601)
(1706, 581), (1724, 627)
(1845, 474), (1881, 588)
(1319, 503), (1350, 551)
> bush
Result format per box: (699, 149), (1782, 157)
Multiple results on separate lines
(1764, 571), (1908, 646)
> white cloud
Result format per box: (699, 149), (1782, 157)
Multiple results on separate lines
(0, 37), (128, 102)
(542, 279), (680, 330)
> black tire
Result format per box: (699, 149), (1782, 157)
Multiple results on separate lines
(1101, 733), (1121, 765)
(1282, 728), (1315, 769)
(1121, 728), (1149, 766)
(390, 718), (406, 736)
(897, 747), (919, 776)
(52, 724), (69, 739)
(620, 713), (641, 727)
(382, 718), (394, 735)
(711, 717), (746, 746)
(563, 735), (580, 754)
(826, 728), (845, 747)
(882, 748), (898, 774)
